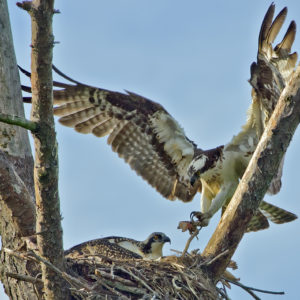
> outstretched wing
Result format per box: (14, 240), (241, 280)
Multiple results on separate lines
(228, 5), (297, 194)
(249, 5), (297, 194)
(49, 67), (201, 202)
(250, 5), (297, 125)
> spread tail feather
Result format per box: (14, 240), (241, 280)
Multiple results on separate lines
(259, 200), (298, 224)
(246, 210), (269, 232)
(246, 200), (297, 232)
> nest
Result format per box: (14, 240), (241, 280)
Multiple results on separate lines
(4, 244), (232, 299)
(5, 242), (283, 299)
(65, 252), (224, 300)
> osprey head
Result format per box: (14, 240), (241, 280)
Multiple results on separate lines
(142, 232), (171, 259)
(188, 154), (208, 186)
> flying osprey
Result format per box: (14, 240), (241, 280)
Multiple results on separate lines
(21, 5), (297, 231)
(65, 232), (171, 260)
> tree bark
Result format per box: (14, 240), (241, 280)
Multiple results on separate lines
(0, 0), (37, 298)
(202, 65), (300, 279)
(23, 0), (68, 298)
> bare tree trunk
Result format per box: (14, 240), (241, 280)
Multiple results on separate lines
(202, 65), (300, 279)
(18, 0), (68, 298)
(0, 0), (37, 298)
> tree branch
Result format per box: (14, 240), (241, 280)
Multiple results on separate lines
(26, 0), (68, 298)
(5, 272), (43, 285)
(0, 113), (37, 131)
(181, 228), (200, 257)
(202, 64), (300, 278)
(225, 278), (284, 297)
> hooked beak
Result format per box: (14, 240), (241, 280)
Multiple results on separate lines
(190, 172), (199, 187)
(164, 236), (171, 244)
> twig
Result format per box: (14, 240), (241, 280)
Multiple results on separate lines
(226, 278), (284, 297)
(3, 248), (92, 293)
(205, 250), (229, 267)
(95, 269), (134, 286)
(182, 273), (198, 298)
(216, 287), (230, 300)
(170, 249), (183, 255)
(0, 112), (37, 131)
(181, 228), (200, 257)
(99, 279), (131, 300)
(3, 247), (27, 259)
(97, 276), (147, 296)
(189, 253), (203, 269)
(5, 272), (43, 284)
(16, 1), (32, 11)
(28, 251), (92, 291)
(231, 282), (260, 300)
(117, 266), (158, 296)
(172, 276), (182, 290)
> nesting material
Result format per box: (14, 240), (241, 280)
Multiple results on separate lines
(66, 252), (223, 299)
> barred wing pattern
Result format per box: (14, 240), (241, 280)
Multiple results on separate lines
(64, 238), (142, 260)
(239, 5), (298, 231)
(51, 69), (201, 202)
(249, 4), (298, 194)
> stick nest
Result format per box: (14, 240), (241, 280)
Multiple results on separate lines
(66, 252), (223, 299)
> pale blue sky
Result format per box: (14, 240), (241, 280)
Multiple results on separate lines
(3, 1), (300, 299)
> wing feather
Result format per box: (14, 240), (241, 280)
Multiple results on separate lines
(50, 70), (199, 202)
(266, 7), (287, 45)
(58, 107), (102, 127)
(53, 100), (94, 115)
(258, 4), (275, 53)
(75, 114), (110, 134)
(247, 5), (298, 195)
(92, 118), (118, 137)
(108, 121), (130, 149)
(275, 21), (296, 53)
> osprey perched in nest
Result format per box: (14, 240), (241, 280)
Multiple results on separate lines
(65, 232), (171, 260)
(22, 5), (298, 232)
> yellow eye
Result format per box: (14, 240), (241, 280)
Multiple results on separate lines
(154, 235), (159, 240)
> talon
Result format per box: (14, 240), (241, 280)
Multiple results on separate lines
(190, 211), (202, 222)
(189, 211), (211, 227)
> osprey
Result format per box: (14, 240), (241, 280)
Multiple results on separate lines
(104, 232), (171, 260)
(21, 5), (298, 231)
(65, 232), (171, 260)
